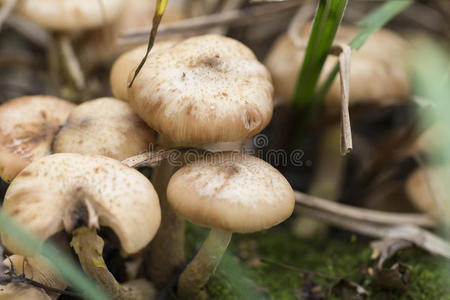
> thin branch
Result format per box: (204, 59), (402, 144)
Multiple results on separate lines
(287, 1), (315, 48)
(259, 258), (337, 280)
(121, 151), (170, 168)
(58, 34), (85, 90)
(0, 0), (18, 31)
(331, 43), (353, 155)
(118, 0), (304, 44)
(294, 191), (436, 228)
(5, 15), (50, 48)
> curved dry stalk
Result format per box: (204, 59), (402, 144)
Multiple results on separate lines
(294, 191), (437, 228)
(0, 0), (18, 30)
(71, 227), (154, 300)
(330, 42), (352, 155)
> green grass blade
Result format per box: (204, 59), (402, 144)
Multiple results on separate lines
(0, 210), (109, 300)
(315, 0), (413, 102)
(292, 0), (348, 110)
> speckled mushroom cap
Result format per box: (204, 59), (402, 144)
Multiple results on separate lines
(128, 34), (274, 144)
(110, 41), (178, 102)
(1, 153), (160, 255)
(53, 98), (155, 160)
(266, 23), (410, 106)
(1, 0), (125, 31)
(0, 96), (75, 182)
(167, 152), (294, 233)
(0, 255), (66, 300)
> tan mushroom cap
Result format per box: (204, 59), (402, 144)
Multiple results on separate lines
(0, 255), (66, 300)
(266, 23), (410, 106)
(110, 41), (178, 102)
(167, 152), (294, 233)
(53, 98), (155, 160)
(412, 123), (449, 158)
(1, 153), (160, 255)
(406, 168), (437, 217)
(2, 0), (125, 31)
(0, 96), (75, 182)
(128, 34), (274, 144)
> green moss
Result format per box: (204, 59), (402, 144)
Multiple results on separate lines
(185, 224), (450, 300)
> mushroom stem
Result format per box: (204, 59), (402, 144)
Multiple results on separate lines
(177, 228), (232, 299)
(147, 158), (185, 286)
(147, 138), (245, 285)
(71, 227), (153, 300)
(293, 124), (343, 238)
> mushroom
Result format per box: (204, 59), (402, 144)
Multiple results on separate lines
(2, 0), (124, 31)
(128, 34), (273, 144)
(0, 255), (66, 300)
(266, 23), (411, 237)
(110, 41), (178, 102)
(0, 153), (161, 299)
(53, 97), (156, 160)
(127, 34), (273, 284)
(406, 168), (437, 218)
(266, 22), (411, 107)
(167, 152), (294, 298)
(0, 0), (126, 92)
(0, 95), (75, 182)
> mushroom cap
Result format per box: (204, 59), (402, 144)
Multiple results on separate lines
(0, 96), (75, 182)
(406, 168), (437, 217)
(53, 97), (155, 160)
(0, 255), (66, 300)
(128, 34), (274, 143)
(110, 41), (178, 102)
(412, 123), (449, 159)
(4, 0), (125, 31)
(1, 153), (160, 255)
(167, 152), (294, 233)
(266, 23), (410, 106)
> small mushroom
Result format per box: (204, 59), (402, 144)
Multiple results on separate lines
(266, 23), (410, 107)
(128, 34), (274, 144)
(167, 152), (294, 298)
(2, 0), (125, 31)
(0, 95), (75, 182)
(0, 255), (66, 300)
(1, 153), (160, 299)
(110, 41), (178, 102)
(53, 97), (156, 160)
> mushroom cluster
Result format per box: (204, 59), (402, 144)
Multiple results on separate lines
(0, 29), (294, 300)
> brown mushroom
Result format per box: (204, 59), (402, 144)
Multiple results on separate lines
(0, 255), (66, 300)
(167, 152), (294, 298)
(266, 23), (411, 107)
(2, 0), (125, 31)
(53, 97), (155, 160)
(1, 153), (160, 299)
(0, 95), (75, 182)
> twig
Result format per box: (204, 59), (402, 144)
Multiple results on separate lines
(287, 1), (315, 48)
(1, 260), (82, 298)
(121, 151), (170, 168)
(118, 0), (304, 44)
(58, 34), (85, 90)
(6, 15), (50, 48)
(294, 191), (436, 228)
(259, 258), (337, 280)
(0, 0), (18, 31)
(330, 43), (353, 155)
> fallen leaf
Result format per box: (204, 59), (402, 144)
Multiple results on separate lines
(330, 279), (369, 300)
